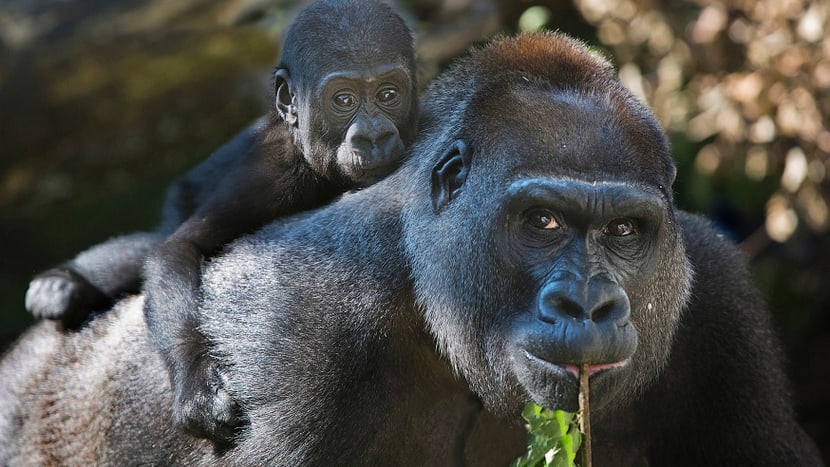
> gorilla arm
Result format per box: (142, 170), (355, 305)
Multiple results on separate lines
(141, 135), (339, 443)
(25, 232), (163, 326)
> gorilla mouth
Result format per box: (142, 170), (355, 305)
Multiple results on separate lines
(349, 155), (401, 185)
(523, 350), (630, 380)
(514, 348), (631, 412)
(562, 359), (630, 379)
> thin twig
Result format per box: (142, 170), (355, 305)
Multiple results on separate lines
(579, 364), (592, 467)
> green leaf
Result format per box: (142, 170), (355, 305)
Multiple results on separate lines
(513, 403), (582, 467)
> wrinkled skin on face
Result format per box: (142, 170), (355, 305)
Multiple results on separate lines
(404, 73), (692, 417)
(276, 56), (416, 187)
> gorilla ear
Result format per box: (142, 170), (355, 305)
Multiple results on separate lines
(275, 68), (298, 127)
(431, 140), (472, 212)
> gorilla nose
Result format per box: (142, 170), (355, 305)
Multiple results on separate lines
(350, 130), (397, 154)
(537, 278), (631, 326)
(374, 131), (398, 153)
(349, 134), (373, 154)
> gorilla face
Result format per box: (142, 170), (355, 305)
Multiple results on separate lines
(276, 59), (415, 186)
(500, 178), (666, 412)
(273, 0), (418, 188)
(404, 85), (693, 417)
(320, 63), (414, 185)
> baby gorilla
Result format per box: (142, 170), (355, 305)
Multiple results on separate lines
(24, 0), (418, 447)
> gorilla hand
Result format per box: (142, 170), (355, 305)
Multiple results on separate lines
(173, 354), (246, 448)
(25, 267), (111, 327)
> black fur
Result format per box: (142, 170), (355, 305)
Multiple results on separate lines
(1, 32), (821, 465)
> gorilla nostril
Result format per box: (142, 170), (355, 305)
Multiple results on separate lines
(372, 131), (400, 155)
(591, 289), (631, 324)
(538, 287), (586, 323)
(350, 134), (373, 149)
(375, 130), (395, 144)
(591, 301), (616, 323)
(553, 297), (584, 321)
(351, 132), (400, 156)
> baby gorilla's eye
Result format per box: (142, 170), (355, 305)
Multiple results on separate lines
(526, 209), (560, 230)
(604, 218), (637, 236)
(377, 87), (399, 104)
(333, 93), (358, 110)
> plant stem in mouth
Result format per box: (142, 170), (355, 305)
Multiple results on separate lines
(579, 363), (592, 467)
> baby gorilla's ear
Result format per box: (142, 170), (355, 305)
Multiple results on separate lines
(275, 68), (298, 127)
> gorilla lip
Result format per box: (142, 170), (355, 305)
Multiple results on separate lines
(562, 360), (629, 378)
(523, 350), (630, 379)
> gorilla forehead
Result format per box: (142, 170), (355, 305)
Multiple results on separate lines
(466, 85), (675, 196)
(415, 32), (675, 198)
(279, 0), (414, 82)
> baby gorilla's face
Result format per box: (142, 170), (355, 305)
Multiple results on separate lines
(290, 61), (416, 186)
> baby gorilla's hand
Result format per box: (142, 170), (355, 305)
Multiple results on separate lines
(173, 355), (247, 450)
(25, 267), (110, 327)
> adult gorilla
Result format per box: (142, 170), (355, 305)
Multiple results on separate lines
(0, 33), (821, 465)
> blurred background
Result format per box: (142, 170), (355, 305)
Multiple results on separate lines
(1, 0), (827, 458)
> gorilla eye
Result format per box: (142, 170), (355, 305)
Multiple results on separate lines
(604, 218), (637, 236)
(526, 209), (560, 230)
(377, 87), (400, 104)
(333, 92), (358, 111)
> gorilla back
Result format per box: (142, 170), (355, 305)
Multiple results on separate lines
(0, 32), (821, 466)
